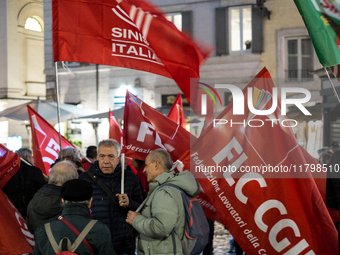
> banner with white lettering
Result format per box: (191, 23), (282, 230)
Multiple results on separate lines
(0, 144), (20, 189)
(123, 91), (192, 162)
(109, 111), (123, 147)
(190, 68), (338, 254)
(0, 190), (34, 254)
(27, 105), (74, 175)
(52, 0), (212, 108)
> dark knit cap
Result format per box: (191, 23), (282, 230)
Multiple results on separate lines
(61, 179), (93, 201)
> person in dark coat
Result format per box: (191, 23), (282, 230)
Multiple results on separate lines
(79, 139), (144, 255)
(26, 161), (79, 234)
(2, 148), (46, 218)
(33, 179), (116, 255)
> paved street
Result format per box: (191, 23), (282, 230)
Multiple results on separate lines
(213, 222), (233, 255)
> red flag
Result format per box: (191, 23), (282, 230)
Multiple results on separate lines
(28, 105), (74, 176)
(190, 68), (338, 254)
(123, 91), (193, 162)
(0, 190), (34, 254)
(109, 110), (123, 147)
(52, 0), (212, 108)
(167, 94), (186, 129)
(0, 144), (21, 189)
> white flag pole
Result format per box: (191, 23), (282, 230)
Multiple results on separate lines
(55, 62), (62, 149)
(121, 153), (125, 194)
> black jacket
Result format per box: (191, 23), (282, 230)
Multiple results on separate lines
(2, 160), (46, 218)
(33, 203), (116, 255)
(26, 184), (62, 234)
(79, 161), (144, 255)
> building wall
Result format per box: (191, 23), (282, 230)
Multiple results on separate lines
(0, 0), (45, 148)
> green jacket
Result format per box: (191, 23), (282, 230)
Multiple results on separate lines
(132, 170), (199, 255)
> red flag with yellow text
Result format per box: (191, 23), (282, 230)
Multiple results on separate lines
(167, 93), (186, 129)
(28, 105), (74, 176)
(123, 91), (192, 162)
(190, 68), (338, 254)
(109, 110), (123, 147)
(0, 144), (21, 189)
(0, 190), (34, 254)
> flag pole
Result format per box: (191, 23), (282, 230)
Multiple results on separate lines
(55, 62), (62, 149)
(121, 153), (125, 194)
(324, 67), (340, 104)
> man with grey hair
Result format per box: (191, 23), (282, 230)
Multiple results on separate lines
(79, 139), (144, 255)
(2, 147), (46, 218)
(26, 161), (78, 234)
(60, 147), (84, 174)
(126, 149), (200, 255)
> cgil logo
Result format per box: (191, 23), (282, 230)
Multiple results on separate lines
(200, 84), (312, 116)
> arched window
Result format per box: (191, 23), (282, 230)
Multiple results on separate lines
(24, 17), (42, 32)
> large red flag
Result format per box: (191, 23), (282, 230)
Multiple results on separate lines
(0, 144), (21, 189)
(109, 110), (123, 147)
(190, 68), (338, 254)
(167, 93), (186, 129)
(0, 190), (34, 254)
(52, 0), (212, 107)
(27, 105), (74, 176)
(123, 91), (192, 162)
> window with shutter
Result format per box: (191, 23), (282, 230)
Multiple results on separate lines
(215, 5), (263, 55)
(165, 11), (192, 37)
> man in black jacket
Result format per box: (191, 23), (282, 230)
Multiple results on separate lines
(2, 148), (46, 218)
(79, 139), (144, 255)
(33, 179), (116, 255)
(26, 160), (79, 234)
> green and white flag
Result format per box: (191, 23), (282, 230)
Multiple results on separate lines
(294, 0), (340, 67)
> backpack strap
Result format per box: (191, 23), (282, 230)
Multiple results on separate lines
(45, 218), (97, 255)
(85, 171), (119, 206)
(59, 216), (97, 255)
(70, 220), (97, 253)
(45, 222), (60, 254)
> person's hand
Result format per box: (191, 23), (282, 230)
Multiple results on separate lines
(116, 194), (129, 207)
(126, 210), (140, 225)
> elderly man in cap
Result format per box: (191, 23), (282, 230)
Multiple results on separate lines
(33, 179), (116, 255)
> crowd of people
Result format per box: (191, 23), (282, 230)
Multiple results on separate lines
(4, 139), (340, 254)
(1, 140), (211, 255)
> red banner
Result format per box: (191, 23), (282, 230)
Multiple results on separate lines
(109, 111), (123, 147)
(190, 68), (338, 254)
(167, 93), (186, 129)
(0, 190), (34, 254)
(28, 105), (74, 175)
(123, 91), (193, 162)
(0, 144), (21, 189)
(52, 0), (212, 107)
